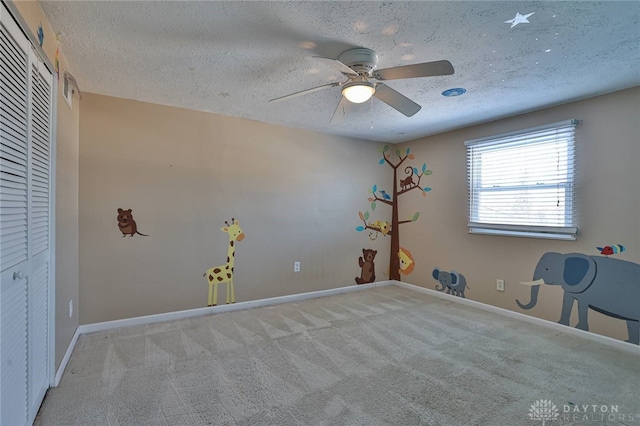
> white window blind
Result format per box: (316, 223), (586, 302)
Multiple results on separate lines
(466, 119), (578, 240)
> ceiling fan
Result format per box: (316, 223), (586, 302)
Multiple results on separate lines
(269, 47), (454, 123)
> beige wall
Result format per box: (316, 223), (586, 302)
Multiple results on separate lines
(12, 0), (80, 370)
(398, 87), (640, 343)
(80, 88), (639, 344)
(79, 93), (390, 323)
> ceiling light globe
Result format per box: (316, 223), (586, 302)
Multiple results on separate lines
(342, 82), (375, 103)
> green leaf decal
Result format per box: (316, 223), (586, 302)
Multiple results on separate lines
(383, 145), (389, 152)
(395, 149), (401, 157)
(424, 170), (433, 176)
(371, 202), (376, 211)
(364, 211), (369, 221)
(412, 212), (420, 222)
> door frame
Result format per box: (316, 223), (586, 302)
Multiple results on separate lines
(48, 62), (57, 388)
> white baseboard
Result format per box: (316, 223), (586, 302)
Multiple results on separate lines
(393, 281), (640, 356)
(77, 280), (393, 335)
(54, 326), (80, 386)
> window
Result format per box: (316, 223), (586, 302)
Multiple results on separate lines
(466, 119), (578, 240)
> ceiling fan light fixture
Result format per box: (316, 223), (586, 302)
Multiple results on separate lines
(342, 82), (375, 103)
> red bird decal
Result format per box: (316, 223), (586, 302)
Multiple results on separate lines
(597, 244), (625, 256)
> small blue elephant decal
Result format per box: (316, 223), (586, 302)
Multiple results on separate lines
(432, 268), (469, 298)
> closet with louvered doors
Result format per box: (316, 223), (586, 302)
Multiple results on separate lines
(1, 3), (54, 425)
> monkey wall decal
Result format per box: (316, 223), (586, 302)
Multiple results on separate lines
(399, 166), (416, 191)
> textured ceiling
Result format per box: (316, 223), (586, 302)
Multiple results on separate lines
(40, 1), (639, 143)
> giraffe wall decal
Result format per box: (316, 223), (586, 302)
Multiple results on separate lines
(203, 218), (245, 306)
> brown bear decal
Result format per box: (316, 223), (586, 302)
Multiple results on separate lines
(355, 249), (377, 285)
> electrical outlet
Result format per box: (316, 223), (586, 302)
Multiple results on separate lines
(294, 261), (301, 272)
(496, 279), (505, 292)
(69, 299), (73, 318)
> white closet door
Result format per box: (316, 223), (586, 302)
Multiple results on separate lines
(0, 5), (30, 425)
(27, 48), (52, 422)
(2, 3), (54, 424)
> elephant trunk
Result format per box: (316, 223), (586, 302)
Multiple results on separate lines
(435, 283), (445, 291)
(516, 285), (541, 310)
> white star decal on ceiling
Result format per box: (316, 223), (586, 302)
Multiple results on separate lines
(505, 12), (534, 28)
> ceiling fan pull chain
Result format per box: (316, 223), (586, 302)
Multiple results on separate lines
(370, 97), (375, 129)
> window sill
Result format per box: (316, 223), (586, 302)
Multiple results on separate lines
(468, 227), (577, 241)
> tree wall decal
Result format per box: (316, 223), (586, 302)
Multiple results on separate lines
(356, 145), (432, 281)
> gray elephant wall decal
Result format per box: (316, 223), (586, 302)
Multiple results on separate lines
(432, 268), (469, 298)
(517, 252), (640, 345)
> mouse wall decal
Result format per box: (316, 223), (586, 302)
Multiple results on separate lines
(116, 208), (149, 237)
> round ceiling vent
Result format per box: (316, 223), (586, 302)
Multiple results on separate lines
(442, 88), (466, 97)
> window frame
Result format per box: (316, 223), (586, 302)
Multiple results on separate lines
(465, 119), (579, 240)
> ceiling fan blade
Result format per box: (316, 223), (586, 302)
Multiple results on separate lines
(312, 56), (358, 76)
(330, 96), (352, 125)
(373, 60), (454, 80)
(373, 84), (421, 117)
(269, 82), (341, 103)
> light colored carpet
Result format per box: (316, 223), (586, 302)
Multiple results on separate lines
(35, 285), (639, 426)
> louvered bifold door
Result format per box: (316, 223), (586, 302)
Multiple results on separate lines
(0, 5), (30, 425)
(27, 48), (52, 423)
